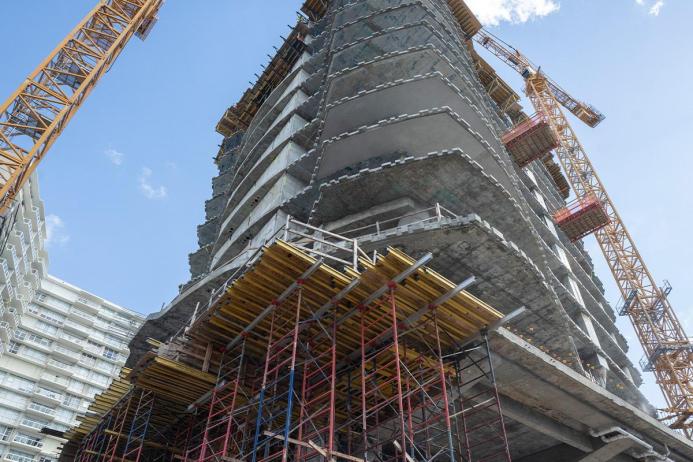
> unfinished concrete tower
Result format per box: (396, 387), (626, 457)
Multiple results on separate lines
(121, 1), (693, 460)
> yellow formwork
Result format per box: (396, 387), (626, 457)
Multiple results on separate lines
(64, 241), (504, 457)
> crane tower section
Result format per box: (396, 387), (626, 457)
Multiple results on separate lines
(0, 0), (162, 215)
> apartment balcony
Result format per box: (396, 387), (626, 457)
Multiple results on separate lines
(74, 297), (99, 315)
(0, 321), (11, 344)
(11, 295), (28, 316)
(17, 418), (46, 433)
(32, 389), (62, 407)
(11, 435), (44, 452)
(55, 331), (84, 349)
(46, 359), (73, 375)
(51, 344), (80, 363)
(67, 309), (94, 326)
(5, 452), (38, 462)
(38, 372), (69, 390)
(61, 318), (88, 334)
(25, 402), (56, 419)
(4, 308), (20, 330)
(0, 260), (10, 285)
(82, 343), (101, 356)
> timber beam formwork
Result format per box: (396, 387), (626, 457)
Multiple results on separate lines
(64, 241), (511, 462)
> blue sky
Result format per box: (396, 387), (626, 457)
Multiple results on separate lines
(1, 1), (690, 409)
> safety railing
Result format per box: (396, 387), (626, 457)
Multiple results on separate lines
(339, 203), (458, 239)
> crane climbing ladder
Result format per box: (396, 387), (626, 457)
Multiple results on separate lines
(473, 29), (693, 437)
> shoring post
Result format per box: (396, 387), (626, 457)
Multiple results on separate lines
(433, 310), (456, 462)
(387, 284), (408, 462)
(481, 329), (512, 462)
(281, 283), (304, 462)
(250, 300), (278, 462)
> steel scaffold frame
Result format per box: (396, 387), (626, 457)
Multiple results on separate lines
(250, 284), (306, 462)
(103, 389), (135, 462)
(121, 388), (155, 462)
(452, 331), (512, 462)
(185, 338), (255, 462)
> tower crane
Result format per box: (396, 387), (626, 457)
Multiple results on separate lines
(473, 28), (693, 437)
(0, 0), (163, 216)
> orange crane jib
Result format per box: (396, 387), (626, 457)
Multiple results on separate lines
(0, 0), (162, 215)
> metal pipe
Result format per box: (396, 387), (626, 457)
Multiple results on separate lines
(589, 427), (672, 461)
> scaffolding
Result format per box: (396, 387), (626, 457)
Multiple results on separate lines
(65, 237), (513, 462)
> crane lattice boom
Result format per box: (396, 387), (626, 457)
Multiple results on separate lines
(0, 0), (162, 215)
(527, 76), (693, 435)
(475, 29), (605, 128)
(475, 29), (693, 436)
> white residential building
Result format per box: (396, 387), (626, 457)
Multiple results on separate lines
(0, 175), (144, 461)
(0, 176), (48, 354)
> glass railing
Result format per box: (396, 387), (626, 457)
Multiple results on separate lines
(46, 360), (72, 373)
(57, 332), (83, 346)
(6, 452), (36, 462)
(12, 434), (43, 448)
(51, 345), (79, 360)
(68, 310), (94, 323)
(39, 373), (68, 388)
(33, 388), (62, 402)
(62, 319), (84, 331)
(26, 402), (55, 416)
(19, 418), (45, 430)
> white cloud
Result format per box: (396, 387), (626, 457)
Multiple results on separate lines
(649, 0), (664, 15)
(104, 148), (124, 166)
(635, 0), (665, 16)
(465, 0), (560, 26)
(45, 214), (70, 247)
(138, 167), (167, 200)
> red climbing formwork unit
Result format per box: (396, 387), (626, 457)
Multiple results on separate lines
(553, 194), (610, 241)
(502, 112), (559, 167)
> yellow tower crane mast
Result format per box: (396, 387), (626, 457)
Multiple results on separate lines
(0, 0), (162, 215)
(474, 28), (693, 436)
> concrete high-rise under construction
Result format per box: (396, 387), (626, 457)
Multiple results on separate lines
(63, 1), (693, 461)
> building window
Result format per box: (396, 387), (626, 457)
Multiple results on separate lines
(19, 417), (46, 431)
(103, 347), (118, 361)
(0, 407), (20, 425)
(80, 353), (97, 367)
(0, 425), (13, 442)
(34, 321), (57, 336)
(6, 449), (35, 462)
(563, 275), (586, 307)
(26, 403), (54, 416)
(12, 433), (42, 448)
(35, 293), (46, 303)
(4, 374), (35, 394)
(62, 394), (80, 409)
(7, 342), (19, 354)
